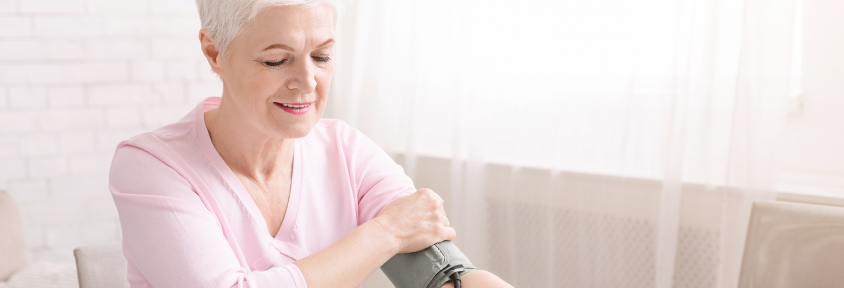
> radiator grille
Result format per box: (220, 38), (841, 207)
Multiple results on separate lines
(487, 199), (719, 288)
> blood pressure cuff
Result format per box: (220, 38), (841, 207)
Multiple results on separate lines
(380, 240), (477, 288)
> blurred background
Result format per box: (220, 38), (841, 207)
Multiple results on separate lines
(1, 0), (843, 287)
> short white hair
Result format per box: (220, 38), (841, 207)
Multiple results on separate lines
(196, 0), (343, 54)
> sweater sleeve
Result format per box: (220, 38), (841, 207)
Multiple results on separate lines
(334, 124), (478, 288)
(338, 124), (417, 225)
(109, 144), (306, 288)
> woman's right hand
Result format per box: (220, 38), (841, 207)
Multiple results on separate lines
(373, 188), (456, 254)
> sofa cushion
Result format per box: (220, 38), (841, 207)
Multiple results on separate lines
(0, 262), (77, 288)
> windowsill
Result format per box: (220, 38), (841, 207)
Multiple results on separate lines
(394, 152), (844, 208)
(777, 171), (844, 207)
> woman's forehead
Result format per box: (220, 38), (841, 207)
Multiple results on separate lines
(241, 4), (335, 50)
(255, 5), (334, 34)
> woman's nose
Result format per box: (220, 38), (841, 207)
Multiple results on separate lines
(286, 59), (317, 94)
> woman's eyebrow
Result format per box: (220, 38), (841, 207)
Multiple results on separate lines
(315, 39), (335, 48)
(262, 39), (335, 52)
(262, 43), (296, 52)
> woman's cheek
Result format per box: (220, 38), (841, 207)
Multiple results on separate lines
(246, 72), (278, 95)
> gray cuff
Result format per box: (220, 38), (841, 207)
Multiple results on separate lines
(381, 241), (477, 288)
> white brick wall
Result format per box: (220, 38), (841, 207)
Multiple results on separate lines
(20, 0), (85, 14)
(0, 0), (222, 263)
(0, 0), (17, 13)
(0, 17), (31, 36)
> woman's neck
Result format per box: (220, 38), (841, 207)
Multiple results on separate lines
(204, 97), (294, 182)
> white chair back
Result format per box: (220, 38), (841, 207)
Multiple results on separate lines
(73, 244), (131, 288)
(739, 200), (844, 288)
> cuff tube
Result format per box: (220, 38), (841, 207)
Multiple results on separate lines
(380, 241), (477, 288)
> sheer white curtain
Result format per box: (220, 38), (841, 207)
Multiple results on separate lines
(328, 0), (797, 287)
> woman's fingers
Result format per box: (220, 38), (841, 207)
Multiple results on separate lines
(441, 227), (457, 241)
(375, 188), (457, 253)
(437, 210), (451, 228)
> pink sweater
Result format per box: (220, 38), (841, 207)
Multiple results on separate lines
(109, 97), (416, 288)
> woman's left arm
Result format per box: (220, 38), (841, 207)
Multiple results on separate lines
(338, 123), (512, 288)
(294, 188), (456, 288)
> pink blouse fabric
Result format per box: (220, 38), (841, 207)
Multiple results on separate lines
(109, 97), (416, 288)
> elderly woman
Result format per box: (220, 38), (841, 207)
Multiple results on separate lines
(109, 0), (511, 287)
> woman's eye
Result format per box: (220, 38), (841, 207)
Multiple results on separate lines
(313, 56), (331, 62)
(263, 60), (286, 67)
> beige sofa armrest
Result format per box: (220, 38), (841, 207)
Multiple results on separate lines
(0, 190), (28, 282)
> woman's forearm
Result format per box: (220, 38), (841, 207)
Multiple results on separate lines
(293, 218), (399, 288)
(294, 188), (456, 288)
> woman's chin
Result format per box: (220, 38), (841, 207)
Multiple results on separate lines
(269, 118), (319, 139)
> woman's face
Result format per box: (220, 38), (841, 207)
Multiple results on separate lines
(211, 4), (335, 139)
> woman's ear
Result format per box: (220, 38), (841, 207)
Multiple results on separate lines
(199, 28), (223, 77)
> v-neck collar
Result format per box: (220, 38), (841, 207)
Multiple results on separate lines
(194, 97), (303, 243)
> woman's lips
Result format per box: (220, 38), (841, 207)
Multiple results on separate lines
(274, 102), (313, 115)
